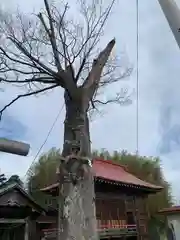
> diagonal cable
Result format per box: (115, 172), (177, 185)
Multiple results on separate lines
(24, 104), (64, 179)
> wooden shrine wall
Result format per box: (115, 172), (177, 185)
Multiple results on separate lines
(95, 190), (149, 240)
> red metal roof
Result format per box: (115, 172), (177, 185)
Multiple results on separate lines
(41, 158), (162, 192)
(92, 159), (162, 190)
(159, 206), (180, 215)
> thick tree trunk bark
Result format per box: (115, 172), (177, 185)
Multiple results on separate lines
(58, 90), (98, 240)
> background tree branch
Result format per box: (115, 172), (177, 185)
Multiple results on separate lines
(0, 84), (58, 120)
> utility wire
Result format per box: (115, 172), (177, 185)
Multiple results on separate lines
(24, 104), (64, 180)
(136, 0), (139, 155)
(3, 104), (64, 230)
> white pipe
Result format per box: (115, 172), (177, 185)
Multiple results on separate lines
(158, 0), (180, 49)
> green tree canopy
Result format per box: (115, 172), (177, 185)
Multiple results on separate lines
(28, 148), (60, 206)
(28, 148), (173, 220)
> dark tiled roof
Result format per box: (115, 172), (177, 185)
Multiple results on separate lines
(0, 181), (45, 213)
(41, 158), (163, 192)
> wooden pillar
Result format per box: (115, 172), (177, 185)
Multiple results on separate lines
(24, 219), (29, 240)
(28, 218), (36, 240)
(134, 195), (149, 240)
(124, 195), (128, 240)
(133, 196), (141, 240)
(142, 196), (149, 240)
(124, 194), (128, 224)
(27, 217), (41, 240)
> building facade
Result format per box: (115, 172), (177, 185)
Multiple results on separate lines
(159, 206), (180, 240)
(40, 159), (162, 240)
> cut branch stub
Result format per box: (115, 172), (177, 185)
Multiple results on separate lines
(82, 39), (116, 100)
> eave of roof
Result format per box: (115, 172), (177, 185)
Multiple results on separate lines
(40, 158), (163, 193)
(41, 182), (59, 192)
(159, 206), (180, 215)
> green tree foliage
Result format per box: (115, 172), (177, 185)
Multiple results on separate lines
(0, 173), (6, 185)
(28, 148), (173, 222)
(8, 175), (24, 187)
(28, 148), (60, 207)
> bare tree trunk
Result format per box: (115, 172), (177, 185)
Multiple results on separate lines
(58, 90), (98, 240)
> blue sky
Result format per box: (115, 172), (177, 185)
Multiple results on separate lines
(1, 0), (180, 202)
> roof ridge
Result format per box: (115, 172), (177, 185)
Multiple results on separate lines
(93, 158), (128, 171)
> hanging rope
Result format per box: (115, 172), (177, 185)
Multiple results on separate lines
(136, 0), (139, 155)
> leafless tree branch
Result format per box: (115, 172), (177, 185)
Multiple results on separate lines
(93, 91), (133, 106)
(0, 84), (58, 120)
(0, 76), (55, 84)
(38, 0), (62, 71)
(0, 0), (132, 118)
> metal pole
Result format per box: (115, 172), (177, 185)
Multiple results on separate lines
(0, 138), (30, 156)
(158, 0), (180, 49)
